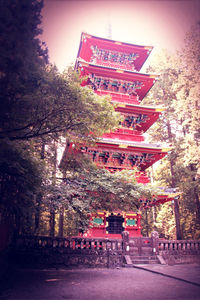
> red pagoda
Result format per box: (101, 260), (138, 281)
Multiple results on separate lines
(64, 33), (179, 238)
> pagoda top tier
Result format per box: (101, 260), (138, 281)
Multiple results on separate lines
(75, 32), (153, 72)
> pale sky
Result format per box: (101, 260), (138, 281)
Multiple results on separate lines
(41, 0), (200, 72)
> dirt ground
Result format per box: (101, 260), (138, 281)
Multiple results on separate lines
(1, 264), (200, 300)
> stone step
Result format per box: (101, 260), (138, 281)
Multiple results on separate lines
(130, 255), (157, 259)
(132, 259), (159, 265)
(124, 255), (160, 266)
(128, 249), (153, 255)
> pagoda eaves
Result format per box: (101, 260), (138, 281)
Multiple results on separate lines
(80, 139), (170, 172)
(76, 32), (153, 72)
(79, 61), (158, 102)
(114, 103), (164, 133)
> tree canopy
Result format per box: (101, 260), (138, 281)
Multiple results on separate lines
(0, 0), (119, 142)
(54, 152), (154, 234)
(143, 23), (200, 239)
(0, 0), (120, 235)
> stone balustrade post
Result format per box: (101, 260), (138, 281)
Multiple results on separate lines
(151, 231), (159, 255)
(122, 231), (129, 253)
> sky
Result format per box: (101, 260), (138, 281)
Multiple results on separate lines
(41, 0), (200, 72)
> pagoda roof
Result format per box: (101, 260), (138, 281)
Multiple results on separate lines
(78, 61), (158, 102)
(93, 138), (170, 171)
(115, 103), (164, 132)
(141, 190), (181, 209)
(83, 139), (170, 171)
(115, 103), (165, 113)
(97, 137), (171, 152)
(76, 32), (153, 72)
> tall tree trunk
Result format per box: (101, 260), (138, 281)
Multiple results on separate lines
(152, 206), (157, 229)
(169, 158), (182, 239)
(150, 165), (154, 184)
(34, 194), (41, 235)
(52, 140), (57, 183)
(49, 140), (57, 237)
(49, 209), (55, 237)
(167, 121), (182, 240)
(190, 164), (200, 223)
(58, 206), (64, 237)
(34, 140), (45, 234)
(194, 190), (200, 223)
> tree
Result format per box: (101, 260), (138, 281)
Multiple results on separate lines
(0, 140), (44, 234)
(0, 0), (120, 237)
(144, 50), (183, 239)
(0, 0), (48, 138)
(154, 202), (176, 239)
(143, 24), (200, 239)
(0, 0), (47, 235)
(175, 23), (200, 226)
(0, 0), (119, 143)
(0, 65), (120, 142)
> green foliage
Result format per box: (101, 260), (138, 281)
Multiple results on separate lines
(0, 0), (48, 235)
(58, 152), (155, 233)
(0, 0), (119, 142)
(0, 0), (120, 237)
(141, 207), (157, 237)
(0, 139), (44, 232)
(175, 23), (200, 170)
(143, 24), (200, 239)
(154, 203), (176, 239)
(0, 0), (48, 139)
(85, 168), (153, 211)
(43, 180), (90, 234)
(0, 63), (119, 142)
(61, 68), (120, 142)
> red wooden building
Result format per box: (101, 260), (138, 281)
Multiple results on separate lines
(64, 33), (179, 238)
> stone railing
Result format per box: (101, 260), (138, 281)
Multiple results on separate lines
(14, 235), (200, 254)
(11, 235), (124, 268)
(159, 239), (200, 254)
(10, 234), (200, 267)
(14, 235), (123, 252)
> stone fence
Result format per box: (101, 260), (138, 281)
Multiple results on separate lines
(158, 239), (200, 264)
(13, 234), (200, 255)
(14, 235), (123, 252)
(159, 239), (200, 253)
(11, 235), (124, 268)
(9, 234), (200, 268)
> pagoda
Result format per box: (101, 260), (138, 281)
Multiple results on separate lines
(63, 33), (178, 238)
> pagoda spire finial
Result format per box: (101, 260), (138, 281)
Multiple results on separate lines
(106, 11), (112, 39)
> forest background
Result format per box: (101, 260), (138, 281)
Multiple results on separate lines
(0, 0), (199, 243)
